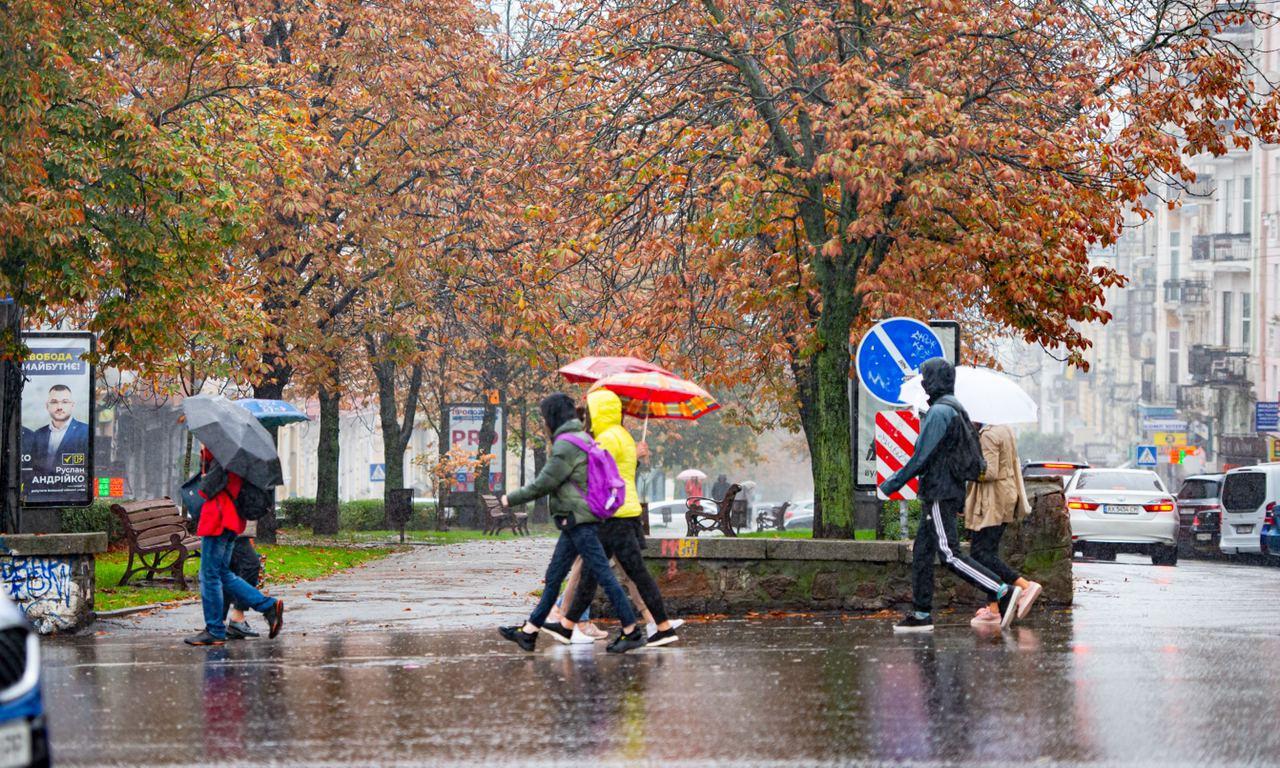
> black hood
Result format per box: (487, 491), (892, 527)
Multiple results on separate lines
(919, 357), (955, 404)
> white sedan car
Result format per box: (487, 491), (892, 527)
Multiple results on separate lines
(1066, 468), (1179, 566)
(645, 499), (717, 537)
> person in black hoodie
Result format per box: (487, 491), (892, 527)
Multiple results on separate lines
(880, 358), (1023, 634)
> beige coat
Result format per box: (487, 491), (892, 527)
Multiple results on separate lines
(964, 424), (1031, 531)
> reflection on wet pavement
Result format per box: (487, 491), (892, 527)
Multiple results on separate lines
(43, 556), (1280, 766)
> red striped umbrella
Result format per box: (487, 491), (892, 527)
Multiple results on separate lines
(588, 372), (720, 421)
(557, 356), (674, 384)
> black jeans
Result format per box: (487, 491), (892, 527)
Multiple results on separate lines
(530, 521), (638, 628)
(912, 498), (1005, 613)
(226, 537), (262, 613)
(565, 517), (668, 625)
(970, 524), (1020, 585)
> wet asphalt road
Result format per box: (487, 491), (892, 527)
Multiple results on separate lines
(40, 554), (1280, 767)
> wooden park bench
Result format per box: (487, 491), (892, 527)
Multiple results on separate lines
(756, 501), (789, 532)
(111, 498), (202, 590)
(480, 494), (530, 536)
(685, 483), (742, 537)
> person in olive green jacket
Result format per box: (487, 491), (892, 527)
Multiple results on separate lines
(555, 389), (680, 646)
(498, 393), (647, 654)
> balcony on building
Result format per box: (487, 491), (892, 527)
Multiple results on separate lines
(1190, 232), (1252, 272)
(1162, 278), (1211, 310)
(1188, 344), (1251, 386)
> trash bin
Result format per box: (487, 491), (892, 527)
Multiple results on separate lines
(387, 488), (413, 542)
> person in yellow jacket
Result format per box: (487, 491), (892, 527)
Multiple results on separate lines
(548, 389), (680, 647)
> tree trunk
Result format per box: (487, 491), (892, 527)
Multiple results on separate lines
(372, 349), (422, 527)
(473, 400), (497, 494)
(808, 251), (858, 539)
(313, 384), (341, 535)
(531, 443), (548, 522)
(0, 302), (22, 534)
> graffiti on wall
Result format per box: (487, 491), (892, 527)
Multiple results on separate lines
(659, 538), (699, 578)
(0, 556), (85, 633)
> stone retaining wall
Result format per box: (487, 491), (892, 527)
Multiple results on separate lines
(596, 490), (1072, 616)
(0, 533), (107, 634)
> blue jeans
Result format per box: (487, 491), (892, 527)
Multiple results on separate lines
(201, 531), (276, 638)
(531, 523), (636, 628)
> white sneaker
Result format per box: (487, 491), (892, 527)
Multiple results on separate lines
(569, 626), (597, 645)
(647, 618), (686, 640)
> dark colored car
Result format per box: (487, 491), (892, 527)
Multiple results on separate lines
(0, 593), (48, 768)
(1023, 461), (1089, 481)
(1175, 474), (1223, 554)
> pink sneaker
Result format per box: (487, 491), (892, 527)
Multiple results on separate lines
(970, 607), (1001, 629)
(1017, 582), (1043, 619)
(581, 622), (609, 640)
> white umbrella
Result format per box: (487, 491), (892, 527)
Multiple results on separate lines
(676, 468), (707, 481)
(900, 366), (1038, 425)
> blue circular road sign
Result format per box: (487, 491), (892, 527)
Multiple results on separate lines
(855, 317), (945, 406)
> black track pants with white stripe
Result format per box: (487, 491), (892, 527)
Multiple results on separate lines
(911, 497), (1004, 613)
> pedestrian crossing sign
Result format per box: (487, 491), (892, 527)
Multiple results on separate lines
(1136, 445), (1158, 467)
(369, 463), (387, 482)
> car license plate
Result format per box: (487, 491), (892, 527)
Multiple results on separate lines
(0, 721), (31, 768)
(1105, 504), (1141, 515)
(1237, 525), (1255, 534)
(1196, 533), (1212, 542)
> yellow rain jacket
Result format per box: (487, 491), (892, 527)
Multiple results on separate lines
(587, 389), (643, 519)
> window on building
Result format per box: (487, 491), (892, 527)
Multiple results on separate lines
(1169, 351), (1179, 385)
(1273, 157), (1280, 208)
(1223, 290), (1234, 346)
(1244, 176), (1253, 233)
(1225, 179), (1235, 232)
(1169, 230), (1181, 282)
(1243, 291), (1253, 349)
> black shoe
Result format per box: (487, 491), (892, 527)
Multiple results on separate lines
(499, 625), (538, 652)
(226, 620), (259, 640)
(997, 586), (1023, 630)
(539, 622), (573, 645)
(894, 614), (934, 633)
(184, 630), (225, 646)
(606, 627), (648, 654)
(262, 600), (284, 639)
(646, 628), (680, 648)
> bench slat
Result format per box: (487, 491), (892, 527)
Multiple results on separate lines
(111, 499), (175, 516)
(130, 519), (188, 538)
(136, 527), (190, 549)
(122, 507), (185, 526)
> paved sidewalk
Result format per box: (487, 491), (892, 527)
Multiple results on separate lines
(95, 537), (556, 637)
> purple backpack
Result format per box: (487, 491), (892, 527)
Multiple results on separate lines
(556, 433), (626, 520)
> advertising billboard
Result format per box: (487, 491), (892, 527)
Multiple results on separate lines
(20, 332), (95, 508)
(446, 403), (505, 493)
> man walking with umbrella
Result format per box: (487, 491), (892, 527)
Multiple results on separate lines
(182, 396), (285, 646)
(879, 358), (1022, 633)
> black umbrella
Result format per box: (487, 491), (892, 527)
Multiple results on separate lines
(182, 395), (284, 489)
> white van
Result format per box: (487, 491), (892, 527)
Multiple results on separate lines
(1218, 464), (1280, 555)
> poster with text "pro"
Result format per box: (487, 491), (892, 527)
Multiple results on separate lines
(447, 404), (505, 493)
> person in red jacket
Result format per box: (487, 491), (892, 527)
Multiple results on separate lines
(185, 448), (284, 646)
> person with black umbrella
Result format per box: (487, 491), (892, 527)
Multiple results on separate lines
(181, 396), (285, 646)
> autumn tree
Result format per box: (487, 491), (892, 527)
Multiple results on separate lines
(518, 0), (1280, 537)
(0, 0), (274, 529)
(187, 0), (507, 534)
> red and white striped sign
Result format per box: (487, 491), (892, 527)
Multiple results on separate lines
(875, 410), (920, 500)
